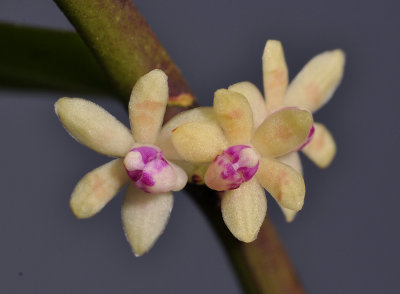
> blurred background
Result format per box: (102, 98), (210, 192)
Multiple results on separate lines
(0, 0), (399, 293)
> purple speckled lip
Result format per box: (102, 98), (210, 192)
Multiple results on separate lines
(126, 170), (155, 187)
(124, 146), (169, 193)
(131, 146), (162, 164)
(223, 145), (248, 164)
(297, 125), (315, 151)
(207, 145), (259, 191)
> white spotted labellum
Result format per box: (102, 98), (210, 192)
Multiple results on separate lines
(55, 69), (187, 256)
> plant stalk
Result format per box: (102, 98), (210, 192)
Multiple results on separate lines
(53, 0), (194, 118)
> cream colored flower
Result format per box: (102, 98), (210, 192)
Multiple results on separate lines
(228, 40), (345, 221)
(55, 69), (187, 256)
(161, 89), (313, 242)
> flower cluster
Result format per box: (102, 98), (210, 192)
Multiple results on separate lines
(55, 40), (344, 255)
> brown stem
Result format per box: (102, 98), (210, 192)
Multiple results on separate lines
(54, 1), (305, 293)
(186, 184), (305, 294)
(53, 0), (195, 114)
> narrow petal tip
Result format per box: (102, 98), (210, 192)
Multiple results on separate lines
(257, 157), (305, 211)
(214, 89), (254, 145)
(122, 185), (174, 257)
(221, 179), (267, 242)
(55, 97), (134, 157)
(285, 49), (345, 113)
(129, 69), (169, 144)
(70, 159), (129, 219)
(302, 122), (336, 168)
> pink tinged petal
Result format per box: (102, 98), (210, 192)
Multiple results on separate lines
(205, 145), (259, 191)
(124, 145), (186, 193)
(122, 184), (173, 257)
(156, 107), (216, 160)
(228, 82), (268, 128)
(70, 159), (129, 219)
(55, 98), (134, 157)
(262, 40), (289, 112)
(129, 69), (168, 144)
(252, 107), (313, 157)
(284, 49), (345, 113)
(221, 178), (267, 242)
(297, 124), (315, 150)
(214, 89), (254, 145)
(256, 157), (305, 211)
(171, 121), (228, 163)
(301, 122), (336, 168)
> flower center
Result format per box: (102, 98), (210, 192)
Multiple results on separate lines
(205, 145), (259, 191)
(124, 145), (177, 193)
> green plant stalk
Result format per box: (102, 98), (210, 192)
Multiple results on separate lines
(53, 1), (305, 293)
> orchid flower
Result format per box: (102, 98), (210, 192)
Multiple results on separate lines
(228, 40), (345, 221)
(162, 89), (313, 242)
(55, 69), (187, 256)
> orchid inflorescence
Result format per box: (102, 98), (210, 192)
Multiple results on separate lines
(55, 40), (345, 256)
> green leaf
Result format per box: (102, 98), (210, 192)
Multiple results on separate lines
(0, 22), (112, 94)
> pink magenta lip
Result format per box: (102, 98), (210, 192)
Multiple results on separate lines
(206, 145), (259, 191)
(124, 146), (169, 193)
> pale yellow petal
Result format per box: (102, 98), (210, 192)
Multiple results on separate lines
(302, 122), (336, 168)
(214, 89), (254, 145)
(171, 121), (228, 163)
(169, 161), (188, 191)
(221, 178), (267, 243)
(129, 69), (168, 144)
(262, 40), (288, 112)
(285, 49), (345, 113)
(256, 157), (305, 211)
(122, 184), (173, 257)
(252, 107), (313, 157)
(70, 159), (129, 219)
(279, 205), (298, 223)
(156, 107), (216, 160)
(278, 152), (303, 174)
(228, 82), (267, 128)
(55, 98), (134, 157)
(276, 152), (302, 222)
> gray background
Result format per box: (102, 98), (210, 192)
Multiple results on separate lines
(1, 0), (399, 293)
